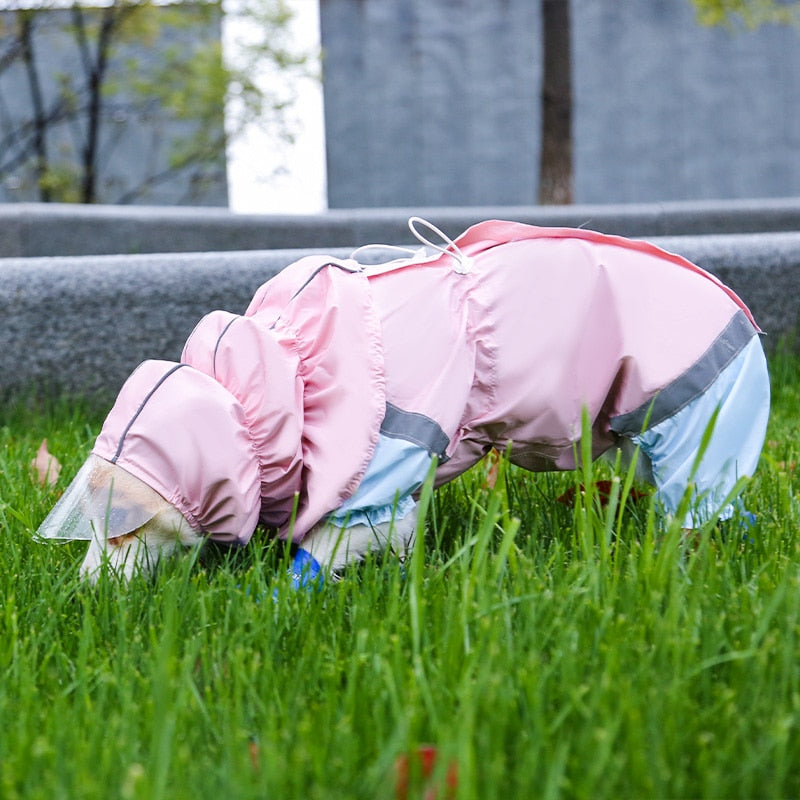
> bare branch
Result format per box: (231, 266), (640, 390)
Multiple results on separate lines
(0, 29), (25, 76)
(18, 11), (53, 200)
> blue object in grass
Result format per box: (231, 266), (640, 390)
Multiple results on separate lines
(243, 549), (325, 603)
(289, 548), (323, 590)
(742, 510), (757, 544)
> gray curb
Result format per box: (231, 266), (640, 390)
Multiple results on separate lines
(6, 197), (800, 256)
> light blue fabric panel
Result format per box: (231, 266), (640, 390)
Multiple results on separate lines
(632, 335), (770, 527)
(328, 434), (432, 528)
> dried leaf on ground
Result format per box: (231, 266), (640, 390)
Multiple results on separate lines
(32, 439), (61, 487)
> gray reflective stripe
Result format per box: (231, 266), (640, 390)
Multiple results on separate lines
(112, 363), (187, 463)
(270, 261), (360, 330)
(610, 309), (757, 436)
(380, 402), (450, 458)
(212, 315), (239, 380)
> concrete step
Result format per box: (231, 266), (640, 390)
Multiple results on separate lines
(5, 197), (800, 257)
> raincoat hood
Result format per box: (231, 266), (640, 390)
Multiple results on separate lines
(92, 359), (262, 544)
(72, 257), (386, 548)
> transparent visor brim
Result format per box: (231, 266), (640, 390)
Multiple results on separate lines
(34, 454), (169, 541)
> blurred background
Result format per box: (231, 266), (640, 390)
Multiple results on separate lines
(2, 0), (799, 214)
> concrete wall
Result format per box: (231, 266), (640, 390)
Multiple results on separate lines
(7, 197), (800, 256)
(320, 0), (800, 208)
(320, 0), (541, 208)
(2, 232), (798, 402)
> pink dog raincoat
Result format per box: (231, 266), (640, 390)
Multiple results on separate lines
(39, 220), (769, 546)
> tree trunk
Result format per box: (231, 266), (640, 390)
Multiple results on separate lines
(73, 5), (118, 204)
(19, 13), (51, 202)
(538, 0), (573, 205)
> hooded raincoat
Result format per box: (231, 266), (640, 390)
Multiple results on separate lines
(88, 220), (766, 545)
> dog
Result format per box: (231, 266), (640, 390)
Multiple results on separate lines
(36, 218), (770, 584)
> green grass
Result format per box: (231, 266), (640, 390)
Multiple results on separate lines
(1, 350), (799, 800)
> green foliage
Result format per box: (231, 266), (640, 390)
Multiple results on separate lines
(1, 352), (799, 798)
(0, 0), (312, 204)
(690, 0), (800, 27)
(36, 162), (82, 203)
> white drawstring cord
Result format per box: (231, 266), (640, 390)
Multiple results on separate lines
(349, 243), (425, 265)
(407, 216), (474, 274)
(348, 217), (473, 274)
